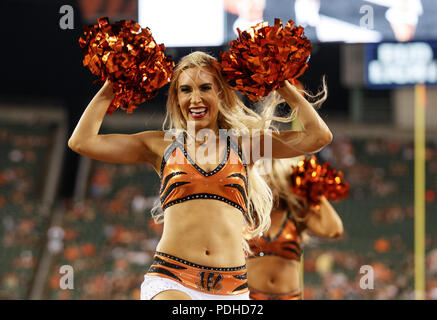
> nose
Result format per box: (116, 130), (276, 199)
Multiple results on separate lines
(190, 89), (202, 104)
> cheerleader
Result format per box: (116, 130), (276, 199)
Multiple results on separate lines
(69, 21), (332, 299)
(247, 158), (343, 300)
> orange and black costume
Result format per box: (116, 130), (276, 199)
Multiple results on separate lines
(248, 287), (302, 300)
(145, 133), (250, 296)
(159, 133), (248, 217)
(247, 215), (303, 300)
(147, 252), (248, 295)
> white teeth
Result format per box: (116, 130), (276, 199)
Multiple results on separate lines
(189, 107), (207, 115)
(190, 107), (206, 113)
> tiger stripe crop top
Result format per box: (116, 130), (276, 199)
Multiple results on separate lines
(247, 215), (302, 261)
(159, 133), (248, 216)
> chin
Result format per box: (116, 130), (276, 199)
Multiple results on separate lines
(186, 118), (210, 130)
(194, 121), (213, 131)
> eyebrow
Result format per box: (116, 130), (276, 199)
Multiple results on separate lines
(179, 82), (213, 88)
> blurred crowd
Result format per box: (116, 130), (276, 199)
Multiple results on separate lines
(302, 134), (437, 299)
(44, 162), (162, 300)
(0, 122), (53, 299)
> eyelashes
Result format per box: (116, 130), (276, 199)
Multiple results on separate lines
(201, 84), (212, 91)
(179, 85), (212, 93)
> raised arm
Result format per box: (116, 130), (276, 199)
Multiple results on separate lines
(271, 80), (332, 158)
(304, 196), (344, 239)
(68, 80), (163, 168)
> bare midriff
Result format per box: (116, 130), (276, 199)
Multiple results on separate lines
(247, 255), (300, 293)
(155, 199), (246, 268)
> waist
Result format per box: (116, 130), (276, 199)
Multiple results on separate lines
(247, 256), (301, 293)
(156, 239), (246, 267)
(147, 251), (248, 295)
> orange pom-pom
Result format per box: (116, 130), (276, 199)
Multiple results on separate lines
(289, 156), (349, 206)
(220, 18), (311, 102)
(79, 17), (174, 114)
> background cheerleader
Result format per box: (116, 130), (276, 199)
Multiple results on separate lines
(246, 158), (344, 300)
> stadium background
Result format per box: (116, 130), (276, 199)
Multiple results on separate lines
(0, 0), (436, 300)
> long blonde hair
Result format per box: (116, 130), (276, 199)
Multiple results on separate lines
(258, 158), (311, 223)
(152, 51), (325, 251)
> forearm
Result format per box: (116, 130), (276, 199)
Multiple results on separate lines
(278, 81), (332, 147)
(68, 81), (114, 150)
(310, 196), (344, 238)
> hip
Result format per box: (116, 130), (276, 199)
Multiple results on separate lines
(144, 251), (249, 297)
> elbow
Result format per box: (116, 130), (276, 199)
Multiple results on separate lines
(68, 138), (82, 154)
(318, 129), (333, 148)
(329, 224), (344, 239)
(312, 130), (333, 152)
(330, 230), (343, 239)
(325, 130), (333, 145)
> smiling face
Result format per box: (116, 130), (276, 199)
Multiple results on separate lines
(177, 67), (221, 133)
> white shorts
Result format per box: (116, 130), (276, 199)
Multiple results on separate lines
(140, 275), (250, 300)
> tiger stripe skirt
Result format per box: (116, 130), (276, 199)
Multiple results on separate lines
(144, 251), (249, 297)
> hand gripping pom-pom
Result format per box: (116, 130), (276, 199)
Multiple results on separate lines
(79, 17), (174, 114)
(289, 155), (350, 207)
(219, 18), (311, 102)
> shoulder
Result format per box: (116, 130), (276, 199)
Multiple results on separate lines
(135, 130), (176, 148)
(135, 130), (176, 171)
(227, 129), (265, 165)
(134, 130), (166, 140)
